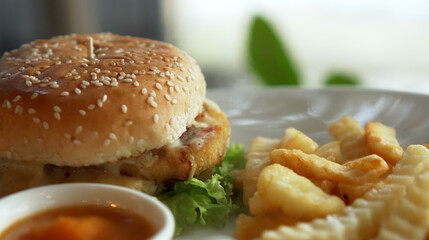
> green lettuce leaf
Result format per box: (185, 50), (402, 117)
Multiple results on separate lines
(157, 144), (246, 235)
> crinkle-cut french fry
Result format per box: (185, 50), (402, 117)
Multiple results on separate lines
(338, 182), (379, 204)
(270, 149), (388, 185)
(243, 137), (280, 206)
(343, 154), (388, 174)
(366, 122), (404, 166)
(257, 164), (345, 220)
(277, 128), (319, 154)
(328, 116), (371, 161)
(249, 192), (282, 216)
(260, 145), (429, 240)
(313, 142), (341, 193)
(373, 172), (429, 240)
(315, 141), (342, 164)
(235, 213), (299, 240)
(313, 179), (337, 194)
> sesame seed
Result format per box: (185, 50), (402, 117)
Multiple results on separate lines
(172, 99), (178, 104)
(3, 100), (11, 109)
(167, 81), (174, 86)
(153, 114), (159, 123)
(165, 94), (172, 101)
(125, 120), (133, 126)
(104, 139), (111, 147)
(64, 133), (72, 140)
(82, 80), (90, 86)
(88, 104), (96, 110)
(28, 108), (36, 114)
(25, 80), (32, 87)
(73, 139), (82, 145)
(174, 85), (180, 92)
(177, 75), (185, 82)
(75, 88), (81, 94)
(54, 112), (61, 120)
(76, 125), (83, 135)
(13, 96), (21, 103)
(78, 109), (87, 116)
(53, 106), (62, 112)
(102, 94), (108, 102)
(97, 99), (103, 107)
(123, 78), (133, 83)
(109, 133), (117, 140)
(155, 83), (162, 90)
(141, 88), (147, 94)
(121, 105), (128, 113)
(133, 81), (139, 87)
(87, 36), (94, 59)
(31, 93), (39, 100)
(33, 117), (40, 124)
(14, 105), (22, 115)
(60, 91), (70, 96)
(43, 121), (49, 129)
(169, 87), (174, 94)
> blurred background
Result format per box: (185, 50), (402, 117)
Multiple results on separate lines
(1, 0), (429, 92)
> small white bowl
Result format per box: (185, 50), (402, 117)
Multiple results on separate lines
(0, 183), (175, 240)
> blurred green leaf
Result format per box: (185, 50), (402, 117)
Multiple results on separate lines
(248, 16), (300, 86)
(324, 72), (359, 86)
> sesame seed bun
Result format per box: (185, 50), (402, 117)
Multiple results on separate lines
(0, 33), (206, 167)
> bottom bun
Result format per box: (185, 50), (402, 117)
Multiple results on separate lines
(0, 99), (230, 196)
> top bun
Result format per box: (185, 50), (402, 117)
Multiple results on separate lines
(0, 33), (206, 167)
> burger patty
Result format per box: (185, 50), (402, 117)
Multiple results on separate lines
(0, 100), (230, 196)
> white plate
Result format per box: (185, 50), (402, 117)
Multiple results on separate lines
(176, 86), (429, 240)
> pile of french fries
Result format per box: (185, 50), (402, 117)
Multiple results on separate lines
(235, 116), (429, 240)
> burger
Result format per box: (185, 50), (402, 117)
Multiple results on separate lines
(0, 33), (230, 196)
